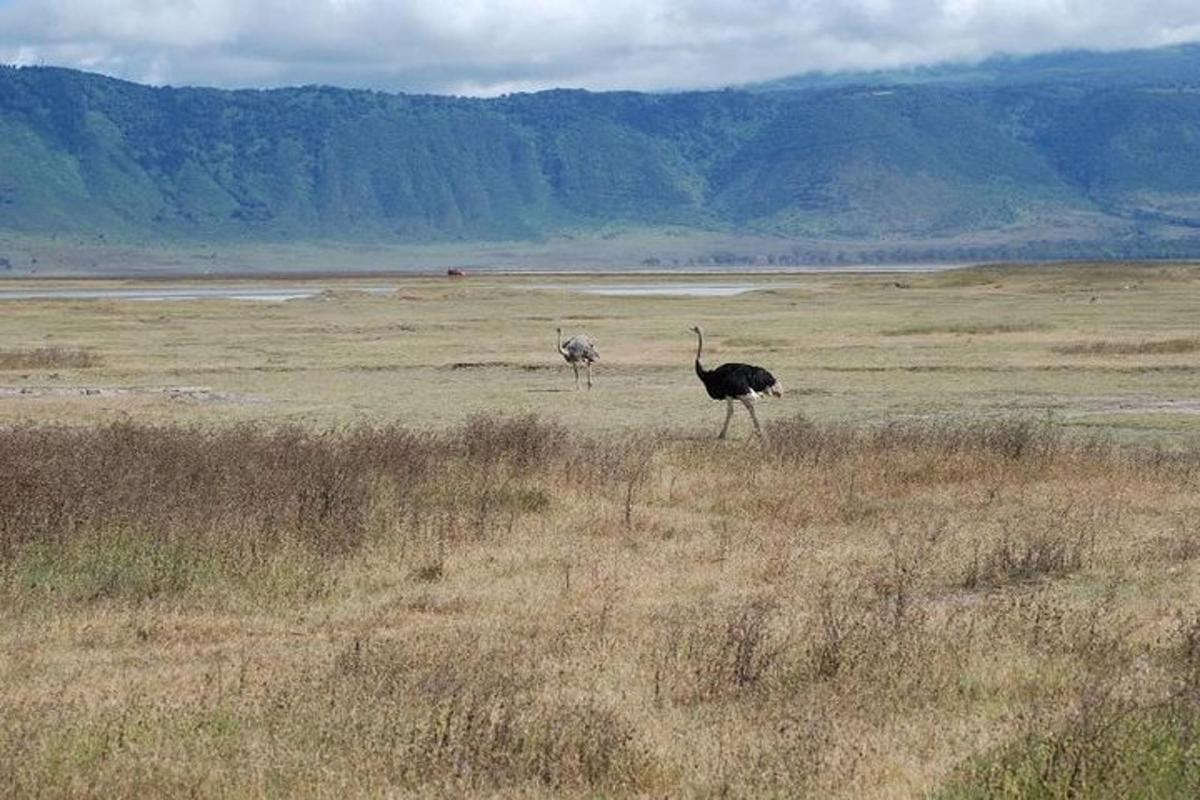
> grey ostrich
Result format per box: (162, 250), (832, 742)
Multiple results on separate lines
(556, 327), (599, 389)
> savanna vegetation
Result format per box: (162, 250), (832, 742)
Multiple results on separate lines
(4, 415), (1200, 797)
(2, 262), (1200, 797)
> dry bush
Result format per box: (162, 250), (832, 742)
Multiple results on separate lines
(616, 438), (658, 529)
(0, 417), (583, 605)
(936, 595), (1185, 797)
(459, 413), (567, 472)
(0, 418), (578, 559)
(768, 414), (1063, 466)
(807, 583), (862, 681)
(1171, 612), (1200, 696)
(962, 524), (1094, 590)
(796, 568), (935, 693)
(867, 417), (1062, 461)
(453, 414), (571, 537)
(651, 598), (784, 705)
(0, 636), (656, 798)
(326, 633), (654, 793)
(1126, 446), (1200, 485)
(764, 414), (848, 466)
(548, 431), (666, 532)
(0, 421), (433, 559)
(942, 686), (1200, 798)
(0, 346), (98, 369)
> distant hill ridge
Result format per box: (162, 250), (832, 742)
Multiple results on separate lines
(750, 42), (1200, 91)
(4, 42), (1200, 264)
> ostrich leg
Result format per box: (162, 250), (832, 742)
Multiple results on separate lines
(572, 363), (580, 389)
(586, 361), (593, 390)
(718, 398), (734, 439)
(741, 396), (766, 440)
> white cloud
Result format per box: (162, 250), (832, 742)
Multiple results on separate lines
(0, 0), (1198, 94)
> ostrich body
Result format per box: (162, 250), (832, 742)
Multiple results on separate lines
(557, 328), (599, 389)
(691, 325), (782, 439)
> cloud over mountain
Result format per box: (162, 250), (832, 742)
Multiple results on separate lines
(1, 0), (1199, 95)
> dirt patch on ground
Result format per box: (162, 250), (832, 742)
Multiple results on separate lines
(442, 361), (556, 371)
(0, 385), (266, 404)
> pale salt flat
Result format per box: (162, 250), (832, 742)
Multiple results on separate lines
(543, 284), (765, 297)
(0, 287), (397, 302)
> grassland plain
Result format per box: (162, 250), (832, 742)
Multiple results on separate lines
(1, 262), (1200, 435)
(1, 262), (1200, 798)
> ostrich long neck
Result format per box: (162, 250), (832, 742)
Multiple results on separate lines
(694, 329), (708, 378)
(557, 329), (568, 356)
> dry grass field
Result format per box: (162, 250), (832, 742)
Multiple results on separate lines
(2, 262), (1200, 798)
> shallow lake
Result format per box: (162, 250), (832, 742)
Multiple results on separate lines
(0, 262), (957, 302)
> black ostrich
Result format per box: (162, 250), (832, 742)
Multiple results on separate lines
(691, 325), (783, 439)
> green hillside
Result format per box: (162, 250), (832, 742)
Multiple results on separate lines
(4, 48), (1200, 267)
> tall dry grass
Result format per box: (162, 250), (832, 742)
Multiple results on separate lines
(3, 414), (1200, 797)
(1053, 338), (1200, 355)
(0, 346), (98, 369)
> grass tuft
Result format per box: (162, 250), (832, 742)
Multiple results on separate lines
(881, 322), (1051, 336)
(0, 346), (99, 369)
(1054, 338), (1200, 355)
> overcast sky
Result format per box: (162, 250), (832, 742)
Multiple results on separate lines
(1, 0), (1199, 95)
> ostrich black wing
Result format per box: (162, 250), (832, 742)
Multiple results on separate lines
(743, 365), (778, 394)
(704, 363), (777, 399)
